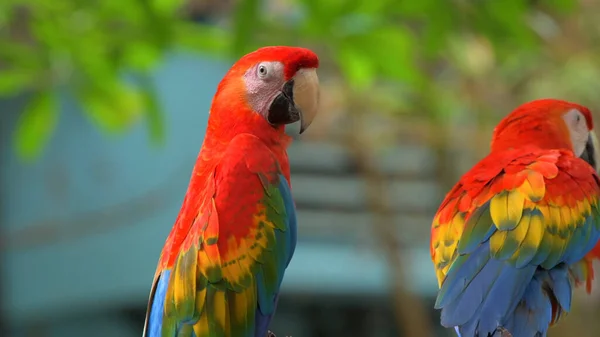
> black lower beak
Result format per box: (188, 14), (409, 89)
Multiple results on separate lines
(267, 80), (300, 126)
(580, 134), (596, 169)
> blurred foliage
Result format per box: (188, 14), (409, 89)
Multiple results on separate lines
(3, 0), (600, 160)
(0, 0), (229, 160)
(223, 0), (600, 148)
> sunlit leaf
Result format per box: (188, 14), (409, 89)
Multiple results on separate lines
(13, 90), (59, 161)
(301, 0), (347, 24)
(151, 0), (185, 15)
(336, 44), (375, 90)
(368, 26), (422, 85)
(123, 42), (162, 72)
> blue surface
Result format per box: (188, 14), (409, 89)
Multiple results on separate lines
(1, 51), (230, 324)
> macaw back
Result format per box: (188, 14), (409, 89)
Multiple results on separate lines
(431, 99), (600, 337)
(432, 149), (600, 337)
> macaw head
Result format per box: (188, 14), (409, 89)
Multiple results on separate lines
(210, 46), (320, 135)
(491, 98), (600, 170)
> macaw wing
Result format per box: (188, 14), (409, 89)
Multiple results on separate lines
(430, 149), (600, 332)
(144, 134), (297, 337)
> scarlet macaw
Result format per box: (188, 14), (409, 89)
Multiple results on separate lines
(142, 46), (320, 337)
(431, 99), (600, 337)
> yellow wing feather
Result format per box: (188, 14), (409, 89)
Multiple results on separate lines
(431, 150), (600, 287)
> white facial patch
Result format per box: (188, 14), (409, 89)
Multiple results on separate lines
(243, 61), (286, 115)
(562, 108), (589, 157)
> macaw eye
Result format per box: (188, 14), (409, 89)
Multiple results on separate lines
(257, 62), (273, 79)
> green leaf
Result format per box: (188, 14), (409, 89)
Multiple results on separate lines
(0, 41), (40, 66)
(418, 2), (456, 57)
(475, 0), (538, 55)
(544, 0), (579, 13)
(299, 0), (336, 37)
(367, 25), (422, 85)
(150, 0), (184, 15)
(352, 0), (391, 15)
(13, 90), (59, 161)
(173, 23), (230, 55)
(79, 81), (144, 133)
(231, 0), (261, 56)
(123, 42), (162, 72)
(336, 44), (376, 90)
(0, 68), (38, 97)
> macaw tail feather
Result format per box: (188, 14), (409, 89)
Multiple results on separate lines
(441, 244), (575, 337)
(500, 265), (573, 337)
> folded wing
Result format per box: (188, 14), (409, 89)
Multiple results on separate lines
(144, 134), (297, 337)
(431, 148), (600, 336)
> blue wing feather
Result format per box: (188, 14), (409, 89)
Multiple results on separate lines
(278, 174), (298, 268)
(148, 270), (171, 337)
(254, 174), (297, 337)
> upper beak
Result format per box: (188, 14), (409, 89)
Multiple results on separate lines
(265, 68), (320, 134)
(292, 68), (320, 134)
(581, 131), (600, 171)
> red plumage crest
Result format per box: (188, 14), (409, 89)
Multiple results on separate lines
(221, 46), (319, 82)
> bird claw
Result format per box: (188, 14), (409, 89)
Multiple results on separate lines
(267, 330), (276, 337)
(496, 327), (512, 337)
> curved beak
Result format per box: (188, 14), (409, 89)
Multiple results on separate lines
(293, 68), (320, 134)
(581, 131), (600, 171)
(266, 68), (320, 134)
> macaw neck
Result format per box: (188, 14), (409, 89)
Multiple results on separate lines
(199, 105), (293, 176)
(204, 108), (291, 148)
(490, 119), (572, 153)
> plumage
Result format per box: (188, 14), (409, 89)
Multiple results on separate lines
(142, 46), (319, 337)
(431, 99), (600, 337)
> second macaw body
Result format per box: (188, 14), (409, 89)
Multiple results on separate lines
(431, 99), (600, 337)
(142, 46), (320, 337)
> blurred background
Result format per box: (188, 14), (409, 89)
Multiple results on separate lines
(2, 0), (600, 336)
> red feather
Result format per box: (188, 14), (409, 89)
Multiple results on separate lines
(491, 99), (593, 153)
(155, 47), (318, 272)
